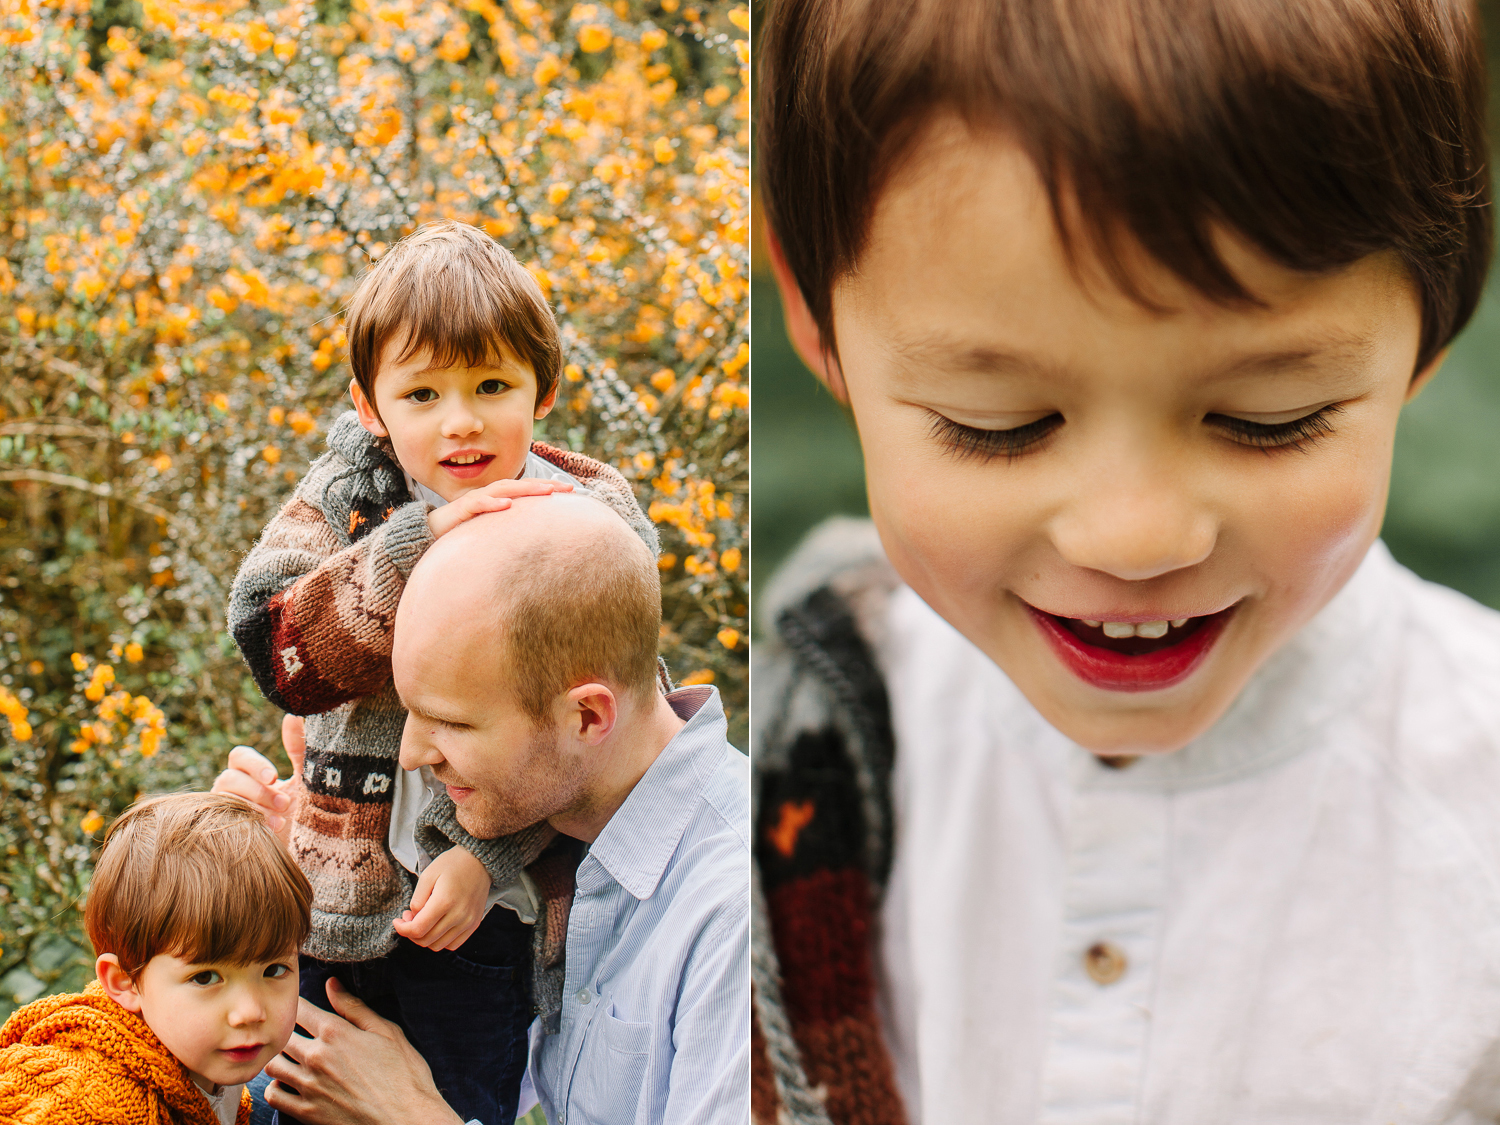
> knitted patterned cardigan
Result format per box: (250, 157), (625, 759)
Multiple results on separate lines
(227, 411), (660, 978)
(0, 981), (249, 1125)
(751, 518), (909, 1125)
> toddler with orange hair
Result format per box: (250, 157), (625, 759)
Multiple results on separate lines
(0, 792), (311, 1125)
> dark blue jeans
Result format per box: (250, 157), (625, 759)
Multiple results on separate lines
(261, 905), (533, 1125)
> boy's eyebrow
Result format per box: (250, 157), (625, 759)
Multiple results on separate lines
(886, 334), (1061, 378)
(885, 330), (1378, 381)
(1212, 335), (1379, 380)
(391, 360), (506, 381)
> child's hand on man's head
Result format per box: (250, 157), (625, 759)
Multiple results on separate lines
(392, 844), (491, 951)
(426, 477), (573, 539)
(212, 713), (307, 845)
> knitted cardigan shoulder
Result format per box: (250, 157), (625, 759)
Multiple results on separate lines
(751, 517), (910, 1125)
(0, 981), (249, 1125)
(227, 411), (659, 965)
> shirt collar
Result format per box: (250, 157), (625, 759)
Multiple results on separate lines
(585, 685), (726, 899)
(1072, 539), (1402, 790)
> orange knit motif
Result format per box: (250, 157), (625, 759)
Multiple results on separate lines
(0, 981), (252, 1125)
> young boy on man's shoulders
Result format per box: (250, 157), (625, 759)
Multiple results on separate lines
(225, 219), (659, 1125)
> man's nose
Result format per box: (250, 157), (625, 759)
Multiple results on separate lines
(398, 716), (444, 772)
(1047, 464), (1218, 582)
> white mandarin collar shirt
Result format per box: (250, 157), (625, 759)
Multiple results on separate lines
(875, 541), (1500, 1125)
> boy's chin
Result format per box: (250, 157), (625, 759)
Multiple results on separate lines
(1029, 678), (1247, 756)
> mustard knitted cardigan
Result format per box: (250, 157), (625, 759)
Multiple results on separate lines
(0, 981), (251, 1125)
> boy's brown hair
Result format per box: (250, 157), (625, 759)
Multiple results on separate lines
(758, 0), (1492, 375)
(344, 220), (562, 409)
(85, 792), (312, 976)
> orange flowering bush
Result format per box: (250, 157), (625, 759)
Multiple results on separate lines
(0, 0), (745, 1008)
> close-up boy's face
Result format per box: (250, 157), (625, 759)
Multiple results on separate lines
(110, 949), (299, 1089)
(793, 119), (1432, 755)
(351, 334), (557, 502)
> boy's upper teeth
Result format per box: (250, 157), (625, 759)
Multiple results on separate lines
(1092, 618), (1191, 639)
(447, 453), (484, 464)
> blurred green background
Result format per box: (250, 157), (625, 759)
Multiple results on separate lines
(751, 1), (1500, 618)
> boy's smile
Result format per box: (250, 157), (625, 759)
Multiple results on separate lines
(351, 334), (558, 503)
(778, 118), (1437, 754)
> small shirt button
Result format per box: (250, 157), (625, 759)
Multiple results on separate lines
(1084, 941), (1127, 984)
(576, 987), (592, 1005)
(1097, 754), (1138, 770)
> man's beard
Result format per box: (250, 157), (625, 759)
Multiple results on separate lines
(449, 722), (582, 839)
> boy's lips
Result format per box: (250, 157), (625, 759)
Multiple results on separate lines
(439, 451), (495, 480)
(219, 1043), (266, 1063)
(1026, 602), (1238, 692)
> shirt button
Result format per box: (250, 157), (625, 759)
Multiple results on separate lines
(1084, 941), (1127, 984)
(576, 988), (592, 1005)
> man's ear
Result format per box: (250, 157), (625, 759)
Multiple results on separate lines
(765, 228), (849, 403)
(349, 378), (389, 436)
(564, 683), (618, 745)
(1406, 346), (1449, 403)
(534, 380), (560, 420)
(96, 953), (145, 1013)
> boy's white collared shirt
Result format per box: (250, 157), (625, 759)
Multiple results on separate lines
(876, 540), (1500, 1125)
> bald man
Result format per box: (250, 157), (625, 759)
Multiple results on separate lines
(221, 495), (749, 1125)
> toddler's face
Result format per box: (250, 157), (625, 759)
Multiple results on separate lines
(787, 119), (1433, 755)
(353, 335), (556, 502)
(123, 949), (299, 1089)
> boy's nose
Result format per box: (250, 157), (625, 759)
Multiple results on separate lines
(440, 403), (484, 437)
(1048, 483), (1218, 582)
(226, 990), (267, 1027)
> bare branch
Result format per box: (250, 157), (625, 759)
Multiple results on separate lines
(0, 469), (183, 528)
(0, 421), (113, 440)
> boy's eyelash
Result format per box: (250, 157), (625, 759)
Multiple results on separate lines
(927, 412), (1063, 462)
(928, 405), (1344, 461)
(1208, 404), (1342, 451)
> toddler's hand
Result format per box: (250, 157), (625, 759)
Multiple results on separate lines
(427, 478), (573, 539)
(392, 845), (491, 951)
(211, 713), (306, 845)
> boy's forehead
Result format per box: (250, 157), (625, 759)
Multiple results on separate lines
(376, 327), (526, 376)
(838, 123), (1418, 382)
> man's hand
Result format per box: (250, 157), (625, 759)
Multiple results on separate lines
(211, 713), (307, 843)
(391, 845), (490, 951)
(427, 478), (573, 539)
(264, 980), (465, 1125)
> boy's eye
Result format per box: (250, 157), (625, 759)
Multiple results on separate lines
(477, 378), (505, 394)
(264, 963), (292, 980)
(927, 412), (1064, 462)
(406, 388), (437, 403)
(189, 970), (222, 986)
(1207, 404), (1342, 451)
